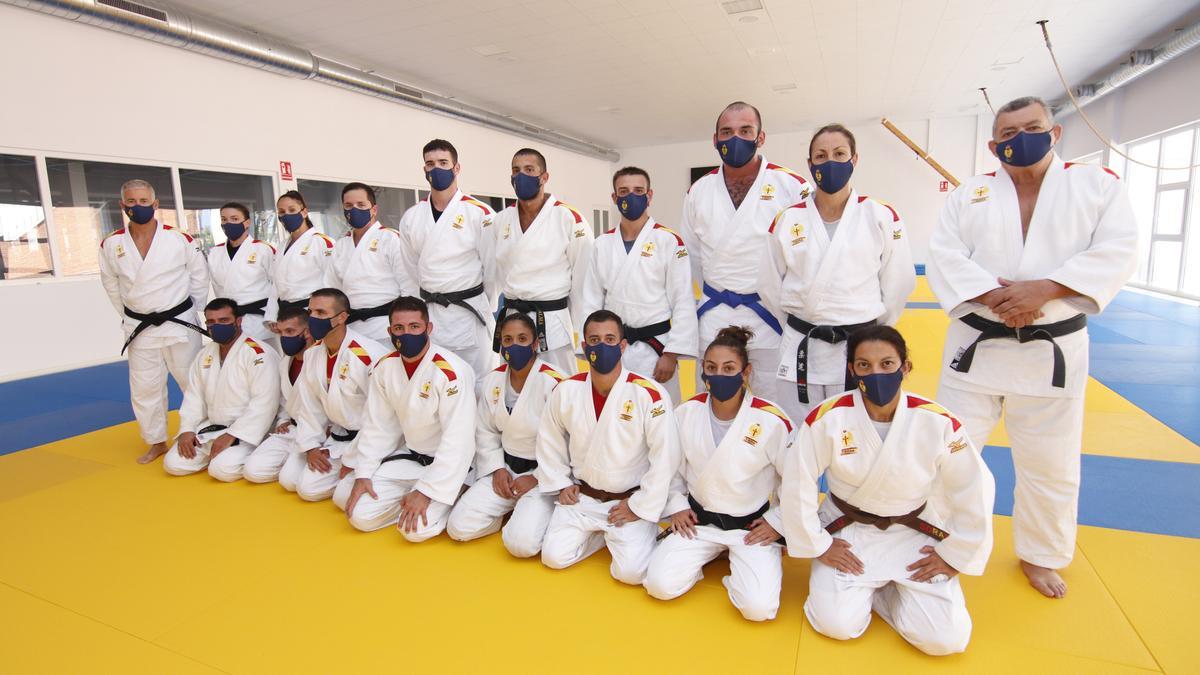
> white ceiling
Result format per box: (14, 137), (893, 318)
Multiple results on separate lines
(173, 0), (1200, 149)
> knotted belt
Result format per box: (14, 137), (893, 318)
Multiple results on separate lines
(696, 283), (782, 334)
(503, 451), (537, 474)
(347, 299), (400, 325)
(950, 312), (1086, 389)
(786, 314), (876, 404)
(237, 298), (269, 316)
(823, 492), (948, 541)
(578, 479), (637, 502)
(277, 298), (309, 313)
(121, 298), (207, 354)
(624, 319), (671, 357)
(381, 450), (435, 466)
(420, 283), (487, 326)
(492, 296), (569, 353)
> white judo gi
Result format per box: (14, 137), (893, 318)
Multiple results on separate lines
(579, 218), (698, 404)
(208, 238), (280, 350)
(163, 336), (280, 481)
(680, 160), (812, 401)
(446, 359), (566, 555)
(273, 228), (334, 307)
(325, 222), (416, 343)
(927, 157), (1137, 569)
(643, 392), (793, 621)
(399, 192), (498, 388)
(99, 223), (209, 446)
(280, 330), (390, 501)
(759, 193), (915, 422)
(242, 348), (306, 484)
(535, 369), (681, 584)
(334, 345), (476, 540)
(781, 390), (995, 655)
(492, 196), (593, 375)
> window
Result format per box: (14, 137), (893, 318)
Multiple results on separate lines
(45, 158), (177, 276)
(478, 195), (506, 212)
(0, 154), (52, 280)
(296, 179), (416, 239)
(591, 208), (611, 236)
(178, 169), (275, 251)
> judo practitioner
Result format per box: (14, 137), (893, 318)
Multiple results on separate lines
(242, 304), (315, 484)
(208, 202), (279, 350)
(270, 190), (333, 320)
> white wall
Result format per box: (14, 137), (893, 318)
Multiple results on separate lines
(0, 4), (614, 381)
(614, 115), (995, 267)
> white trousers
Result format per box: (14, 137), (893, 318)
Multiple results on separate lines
(694, 347), (784, 405)
(279, 451), (341, 501)
(446, 471), (557, 557)
(776, 383), (847, 429)
(127, 334), (201, 445)
(452, 343), (498, 397)
(937, 384), (1084, 569)
(332, 473), (452, 541)
(622, 341), (682, 406)
(535, 345), (580, 377)
(644, 524), (782, 621)
(242, 428), (298, 483)
(163, 433), (255, 482)
(239, 314), (280, 353)
(540, 495), (659, 585)
(348, 316), (391, 345)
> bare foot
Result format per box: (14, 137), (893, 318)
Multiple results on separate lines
(1021, 560), (1067, 599)
(137, 443), (167, 464)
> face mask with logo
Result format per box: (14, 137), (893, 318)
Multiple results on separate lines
(512, 172), (542, 201)
(855, 368), (904, 406)
(125, 204), (155, 225)
(308, 315), (335, 341)
(221, 222), (247, 241)
(426, 167), (455, 191)
(702, 371), (744, 402)
(392, 332), (429, 358)
(810, 159), (854, 194)
(344, 207), (373, 229)
(280, 213), (305, 232)
(995, 130), (1054, 167)
(209, 322), (237, 345)
(501, 342), (534, 371)
(280, 334), (307, 356)
(715, 135), (758, 168)
(584, 342), (622, 375)
(616, 192), (649, 220)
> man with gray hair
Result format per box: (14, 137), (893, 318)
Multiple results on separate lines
(927, 96), (1138, 598)
(99, 179), (210, 464)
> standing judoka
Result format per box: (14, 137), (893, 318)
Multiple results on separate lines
(279, 288), (390, 501)
(492, 148), (593, 375)
(100, 178), (209, 464)
(759, 124), (915, 423)
(398, 139), (497, 388)
(336, 297), (477, 541)
(164, 298), (280, 480)
(579, 166), (697, 404)
(928, 96), (1137, 599)
(325, 182), (416, 343)
(208, 202), (279, 350)
(242, 305), (315, 484)
(271, 190), (334, 318)
(681, 102), (811, 400)
(536, 310), (681, 585)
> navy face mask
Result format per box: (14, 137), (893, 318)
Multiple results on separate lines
(392, 332), (429, 358)
(855, 368), (904, 406)
(715, 135), (758, 168)
(426, 167), (455, 191)
(344, 207), (373, 229)
(280, 334), (307, 356)
(209, 322), (237, 345)
(512, 172), (542, 201)
(702, 371), (745, 402)
(584, 342), (622, 375)
(995, 130), (1054, 167)
(502, 342), (535, 371)
(616, 192), (649, 221)
(221, 222), (247, 241)
(810, 160), (854, 194)
(125, 204), (155, 225)
(308, 315), (335, 341)
(280, 213), (305, 232)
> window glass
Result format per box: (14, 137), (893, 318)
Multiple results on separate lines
(0, 154), (52, 280)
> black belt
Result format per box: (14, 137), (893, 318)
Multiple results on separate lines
(503, 451), (537, 474)
(492, 296), (570, 353)
(823, 492), (948, 542)
(347, 299), (399, 325)
(121, 298), (208, 354)
(624, 319), (671, 357)
(421, 283), (486, 326)
(330, 429), (358, 443)
(381, 450), (435, 466)
(238, 298), (269, 316)
(196, 423), (240, 446)
(278, 298), (309, 312)
(689, 495), (768, 530)
(951, 312), (1087, 389)
(787, 314), (876, 404)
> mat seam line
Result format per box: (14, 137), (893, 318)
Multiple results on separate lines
(1074, 539), (1166, 673)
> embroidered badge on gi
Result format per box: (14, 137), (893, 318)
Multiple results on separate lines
(760, 183), (776, 200)
(676, 248), (688, 258)
(446, 385), (459, 397)
(482, 216), (493, 228)
(300, 245), (310, 256)
(743, 422), (763, 446)
(338, 363), (350, 380)
(252, 357), (264, 366)
(503, 223), (512, 240)
(840, 429), (858, 455)
(201, 354), (213, 369)
(619, 400), (634, 421)
(369, 238), (379, 252)
(491, 386), (501, 405)
(116, 244), (126, 258)
(419, 381), (431, 399)
(453, 214), (465, 230)
(650, 405), (665, 418)
(948, 438), (968, 453)
(892, 229), (903, 240)
(247, 252), (257, 264)
(971, 186), (989, 204)
(574, 228), (586, 238)
(791, 223), (806, 245)
(640, 241), (656, 258)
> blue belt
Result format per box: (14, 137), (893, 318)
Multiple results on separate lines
(696, 283), (782, 335)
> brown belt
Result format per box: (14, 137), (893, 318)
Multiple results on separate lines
(578, 480), (638, 503)
(824, 492), (949, 541)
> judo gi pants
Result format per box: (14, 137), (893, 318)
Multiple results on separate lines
(643, 524), (783, 622)
(622, 341), (681, 406)
(242, 428), (298, 484)
(128, 334), (201, 445)
(446, 471), (557, 557)
(937, 384), (1084, 569)
(540, 495), (659, 585)
(777, 383), (848, 429)
(277, 437), (354, 502)
(331, 472), (452, 542)
(536, 345), (580, 377)
(163, 433), (255, 482)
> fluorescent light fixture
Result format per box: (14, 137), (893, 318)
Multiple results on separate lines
(722, 0), (764, 15)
